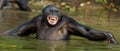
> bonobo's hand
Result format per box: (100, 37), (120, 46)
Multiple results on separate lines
(103, 32), (118, 44)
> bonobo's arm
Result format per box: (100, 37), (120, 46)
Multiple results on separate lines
(66, 16), (92, 37)
(4, 15), (41, 36)
(16, 0), (31, 11)
(66, 16), (118, 44)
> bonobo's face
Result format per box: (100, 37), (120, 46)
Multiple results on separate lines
(42, 5), (61, 25)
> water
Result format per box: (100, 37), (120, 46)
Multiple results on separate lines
(0, 6), (120, 51)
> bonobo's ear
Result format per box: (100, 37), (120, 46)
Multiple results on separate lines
(103, 32), (118, 44)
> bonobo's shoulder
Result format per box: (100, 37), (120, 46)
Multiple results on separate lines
(31, 15), (42, 21)
(62, 15), (76, 21)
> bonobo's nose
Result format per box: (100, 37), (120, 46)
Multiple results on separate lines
(51, 18), (56, 21)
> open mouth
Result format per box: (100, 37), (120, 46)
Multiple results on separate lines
(47, 15), (58, 25)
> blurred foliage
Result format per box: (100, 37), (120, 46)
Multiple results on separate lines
(57, 0), (120, 12)
(94, 0), (120, 12)
(95, 0), (107, 4)
(29, 0), (120, 12)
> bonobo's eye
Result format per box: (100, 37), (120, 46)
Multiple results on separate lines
(55, 10), (61, 15)
(49, 9), (52, 12)
(55, 10), (59, 13)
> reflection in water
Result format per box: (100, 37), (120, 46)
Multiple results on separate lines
(21, 40), (74, 51)
(0, 11), (2, 21)
(0, 10), (29, 33)
(0, 36), (119, 51)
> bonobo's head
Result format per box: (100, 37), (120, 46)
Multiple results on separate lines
(42, 5), (61, 26)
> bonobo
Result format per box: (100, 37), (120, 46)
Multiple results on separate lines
(0, 0), (31, 11)
(4, 5), (118, 44)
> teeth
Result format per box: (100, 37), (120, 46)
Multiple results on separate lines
(51, 18), (56, 20)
